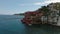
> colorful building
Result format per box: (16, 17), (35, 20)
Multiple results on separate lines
(21, 3), (60, 26)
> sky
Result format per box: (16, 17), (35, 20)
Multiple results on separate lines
(0, 0), (60, 15)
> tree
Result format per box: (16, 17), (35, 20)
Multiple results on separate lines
(37, 6), (50, 23)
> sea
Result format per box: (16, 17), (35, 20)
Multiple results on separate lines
(0, 15), (60, 34)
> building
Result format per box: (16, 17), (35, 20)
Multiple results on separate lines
(21, 3), (60, 26)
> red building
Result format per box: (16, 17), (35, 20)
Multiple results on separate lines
(21, 11), (44, 26)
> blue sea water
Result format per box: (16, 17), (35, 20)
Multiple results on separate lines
(0, 15), (60, 34)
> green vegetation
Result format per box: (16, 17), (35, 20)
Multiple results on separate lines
(14, 2), (60, 16)
(39, 6), (50, 16)
(14, 13), (24, 15)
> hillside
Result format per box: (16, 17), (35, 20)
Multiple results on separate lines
(14, 13), (24, 15)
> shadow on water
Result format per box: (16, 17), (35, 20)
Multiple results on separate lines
(0, 15), (60, 34)
(23, 24), (60, 34)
